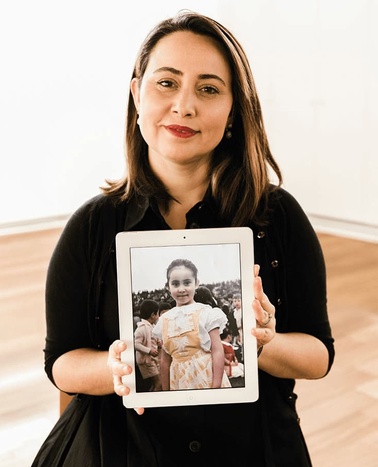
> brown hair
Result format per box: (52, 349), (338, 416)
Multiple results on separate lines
(102, 10), (282, 226)
(165, 258), (198, 288)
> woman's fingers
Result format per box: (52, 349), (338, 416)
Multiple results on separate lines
(108, 340), (132, 396)
(252, 266), (276, 347)
(251, 298), (275, 343)
(253, 274), (273, 309)
(108, 340), (131, 376)
(109, 339), (127, 360)
(108, 340), (145, 415)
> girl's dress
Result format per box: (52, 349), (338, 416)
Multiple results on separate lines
(153, 302), (231, 389)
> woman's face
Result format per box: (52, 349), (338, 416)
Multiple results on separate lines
(131, 31), (233, 170)
(167, 265), (198, 306)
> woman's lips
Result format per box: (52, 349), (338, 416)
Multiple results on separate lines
(164, 125), (199, 138)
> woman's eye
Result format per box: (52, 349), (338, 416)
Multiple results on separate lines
(157, 79), (175, 88)
(200, 85), (219, 95)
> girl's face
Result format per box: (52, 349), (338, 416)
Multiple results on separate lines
(131, 31), (233, 172)
(167, 265), (198, 307)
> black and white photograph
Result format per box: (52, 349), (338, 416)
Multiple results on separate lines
(129, 243), (245, 393)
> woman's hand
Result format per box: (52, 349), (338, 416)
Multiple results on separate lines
(107, 340), (145, 415)
(250, 266), (329, 378)
(251, 265), (276, 351)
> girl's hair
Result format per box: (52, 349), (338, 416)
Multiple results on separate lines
(101, 10), (282, 226)
(165, 258), (198, 286)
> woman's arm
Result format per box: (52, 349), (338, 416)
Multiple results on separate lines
(53, 340), (135, 396)
(251, 269), (329, 379)
(257, 332), (329, 379)
(53, 341), (145, 416)
(52, 348), (115, 395)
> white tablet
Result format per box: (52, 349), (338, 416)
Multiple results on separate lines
(115, 227), (258, 408)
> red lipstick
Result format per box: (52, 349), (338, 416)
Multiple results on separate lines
(164, 125), (198, 138)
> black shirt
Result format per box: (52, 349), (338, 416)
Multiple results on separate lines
(40, 186), (334, 467)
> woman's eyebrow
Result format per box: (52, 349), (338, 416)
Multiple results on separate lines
(153, 66), (182, 76)
(198, 74), (226, 86)
(153, 67), (226, 86)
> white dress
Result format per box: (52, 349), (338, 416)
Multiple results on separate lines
(153, 302), (231, 390)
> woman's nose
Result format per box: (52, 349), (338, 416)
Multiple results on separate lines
(171, 88), (196, 117)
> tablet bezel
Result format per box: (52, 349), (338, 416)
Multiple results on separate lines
(115, 227), (258, 408)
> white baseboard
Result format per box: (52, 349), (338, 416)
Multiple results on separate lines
(0, 215), (69, 236)
(1, 213), (377, 244)
(309, 214), (378, 244)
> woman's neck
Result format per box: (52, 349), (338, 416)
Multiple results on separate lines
(152, 158), (210, 229)
(161, 182), (208, 229)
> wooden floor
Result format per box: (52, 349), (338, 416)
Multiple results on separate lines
(0, 228), (377, 466)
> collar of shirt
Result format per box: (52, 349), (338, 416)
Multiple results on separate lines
(123, 185), (225, 231)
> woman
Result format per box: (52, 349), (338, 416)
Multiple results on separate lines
(32, 11), (334, 467)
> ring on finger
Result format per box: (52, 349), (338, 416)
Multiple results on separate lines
(261, 313), (273, 327)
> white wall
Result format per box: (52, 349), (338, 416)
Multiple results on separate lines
(0, 0), (220, 227)
(220, 0), (378, 242)
(1, 1), (377, 241)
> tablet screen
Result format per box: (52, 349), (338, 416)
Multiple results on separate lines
(116, 227), (258, 408)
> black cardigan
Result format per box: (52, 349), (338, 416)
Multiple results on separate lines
(40, 186), (334, 467)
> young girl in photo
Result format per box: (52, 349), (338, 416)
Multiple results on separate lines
(153, 259), (231, 390)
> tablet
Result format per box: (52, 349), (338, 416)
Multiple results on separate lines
(115, 227), (258, 408)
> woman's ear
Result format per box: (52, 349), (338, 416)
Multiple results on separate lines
(226, 106), (234, 127)
(130, 77), (140, 111)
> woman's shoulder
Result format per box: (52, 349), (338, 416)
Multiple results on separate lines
(268, 185), (305, 213)
(263, 185), (323, 265)
(266, 185), (315, 231)
(53, 194), (128, 258)
(63, 193), (129, 235)
(71, 193), (122, 220)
